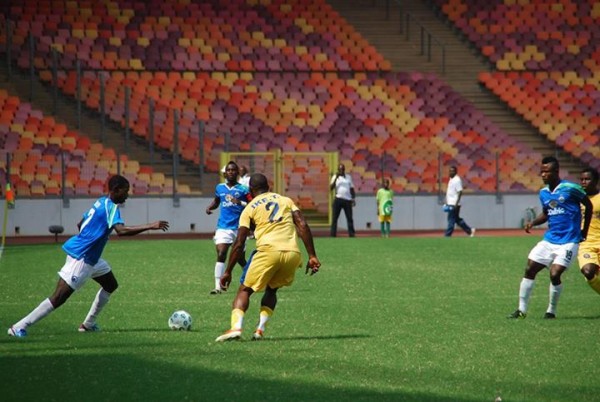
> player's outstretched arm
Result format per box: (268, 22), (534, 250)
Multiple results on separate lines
(524, 212), (548, 233)
(292, 210), (321, 275)
(113, 221), (169, 236)
(205, 196), (220, 215)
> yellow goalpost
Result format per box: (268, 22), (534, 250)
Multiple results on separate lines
(221, 151), (338, 227)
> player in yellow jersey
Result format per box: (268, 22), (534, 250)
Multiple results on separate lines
(578, 167), (600, 294)
(215, 173), (321, 342)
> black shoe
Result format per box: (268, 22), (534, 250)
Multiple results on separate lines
(543, 312), (556, 319)
(507, 309), (526, 319)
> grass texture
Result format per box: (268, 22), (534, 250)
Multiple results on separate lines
(1, 235), (599, 402)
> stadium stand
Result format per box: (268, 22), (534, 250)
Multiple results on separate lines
(0, 88), (179, 196)
(3, 0), (590, 196)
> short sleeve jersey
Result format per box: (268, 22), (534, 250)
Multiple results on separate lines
(62, 196), (124, 265)
(239, 192), (300, 253)
(331, 174), (354, 200)
(377, 188), (394, 216)
(214, 182), (251, 230)
(446, 175), (463, 205)
(583, 193), (600, 244)
(540, 180), (586, 244)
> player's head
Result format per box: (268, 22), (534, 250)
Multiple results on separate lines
(108, 175), (130, 204)
(580, 167), (599, 195)
(449, 166), (457, 178)
(337, 163), (345, 175)
(224, 161), (240, 184)
(240, 165), (248, 176)
(249, 173), (269, 197)
(382, 178), (390, 188)
(540, 156), (560, 184)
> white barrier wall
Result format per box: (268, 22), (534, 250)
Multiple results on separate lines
(1, 193), (540, 236)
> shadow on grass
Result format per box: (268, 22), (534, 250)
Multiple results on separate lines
(0, 354), (478, 402)
(559, 314), (600, 320)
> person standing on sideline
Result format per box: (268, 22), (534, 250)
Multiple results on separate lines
(206, 161), (252, 294)
(215, 173), (321, 341)
(577, 168), (600, 295)
(376, 178), (394, 237)
(330, 163), (356, 237)
(7, 175), (169, 338)
(508, 156), (592, 319)
(239, 165), (251, 188)
(444, 165), (475, 237)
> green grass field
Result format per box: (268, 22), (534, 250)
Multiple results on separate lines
(1, 235), (599, 402)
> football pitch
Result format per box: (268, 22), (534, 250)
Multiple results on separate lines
(1, 235), (598, 402)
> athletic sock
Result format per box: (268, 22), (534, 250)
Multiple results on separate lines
(257, 306), (273, 332)
(547, 283), (563, 315)
(230, 308), (245, 331)
(83, 289), (111, 327)
(587, 275), (600, 295)
(13, 298), (55, 330)
(385, 222), (390, 236)
(380, 222), (385, 236)
(518, 278), (535, 313)
(214, 262), (225, 289)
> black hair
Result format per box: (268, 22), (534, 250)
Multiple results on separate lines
(226, 161), (239, 169)
(582, 167), (599, 182)
(541, 156), (559, 170)
(249, 173), (269, 192)
(108, 175), (129, 191)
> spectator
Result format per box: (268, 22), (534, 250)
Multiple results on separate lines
(444, 165), (475, 237)
(239, 165), (250, 188)
(376, 178), (394, 237)
(330, 163), (356, 237)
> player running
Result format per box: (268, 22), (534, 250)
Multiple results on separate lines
(205, 161), (251, 294)
(215, 173), (321, 341)
(7, 175), (169, 337)
(508, 156), (592, 319)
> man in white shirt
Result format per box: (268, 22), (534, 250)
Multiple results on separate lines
(445, 166), (475, 237)
(330, 163), (356, 237)
(239, 165), (250, 188)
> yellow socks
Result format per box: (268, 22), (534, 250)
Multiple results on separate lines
(587, 275), (600, 295)
(257, 306), (273, 332)
(230, 308), (245, 330)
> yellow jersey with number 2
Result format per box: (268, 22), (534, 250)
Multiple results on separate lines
(239, 192), (300, 253)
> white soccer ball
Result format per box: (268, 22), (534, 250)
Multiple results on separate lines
(168, 310), (192, 331)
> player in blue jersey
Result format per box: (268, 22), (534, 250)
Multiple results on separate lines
(508, 156), (592, 319)
(205, 161), (251, 294)
(7, 175), (169, 338)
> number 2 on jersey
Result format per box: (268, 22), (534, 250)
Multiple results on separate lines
(266, 201), (282, 223)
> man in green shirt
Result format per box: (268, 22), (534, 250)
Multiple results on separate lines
(376, 179), (394, 238)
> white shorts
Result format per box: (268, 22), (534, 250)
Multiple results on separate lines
(58, 255), (112, 291)
(213, 229), (238, 245)
(528, 240), (579, 268)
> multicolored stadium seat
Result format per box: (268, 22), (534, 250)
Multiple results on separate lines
(0, 89), (182, 196)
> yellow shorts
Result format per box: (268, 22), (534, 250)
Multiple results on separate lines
(378, 214), (392, 223)
(241, 250), (301, 292)
(578, 242), (600, 268)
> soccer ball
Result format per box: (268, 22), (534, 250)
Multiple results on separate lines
(168, 310), (192, 331)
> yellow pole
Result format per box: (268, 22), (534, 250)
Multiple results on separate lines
(0, 197), (8, 259)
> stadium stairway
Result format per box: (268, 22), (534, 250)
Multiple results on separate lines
(327, 0), (588, 178)
(0, 64), (213, 194)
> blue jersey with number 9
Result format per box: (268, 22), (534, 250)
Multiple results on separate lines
(239, 192), (300, 252)
(62, 196), (124, 265)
